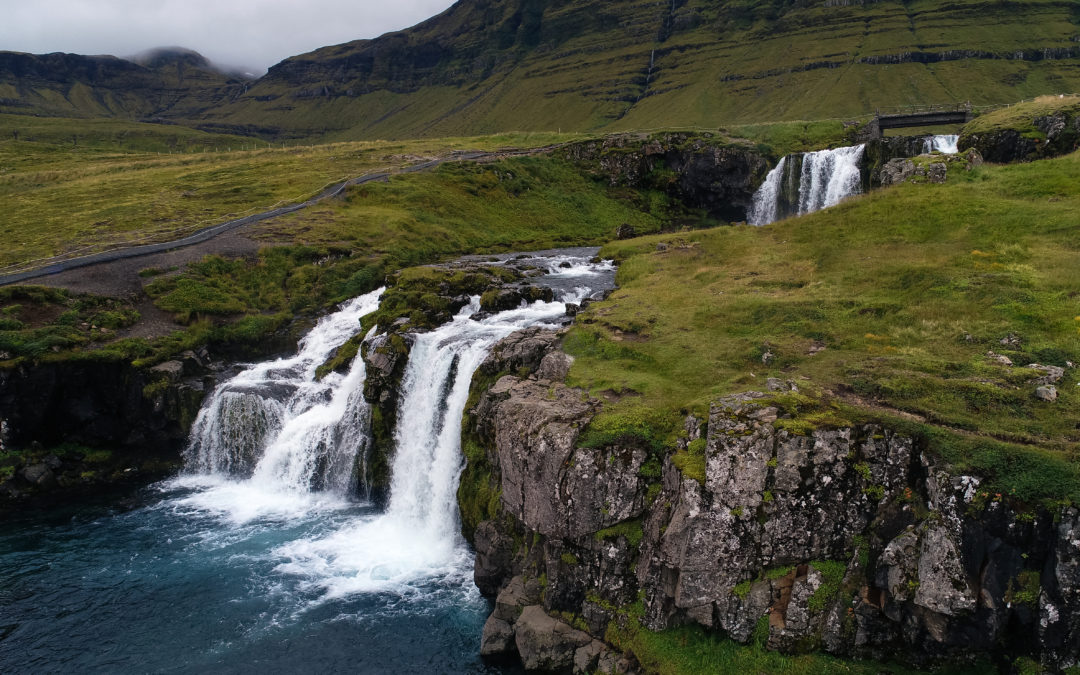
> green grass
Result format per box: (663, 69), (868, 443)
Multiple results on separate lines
(0, 120), (592, 270)
(725, 120), (856, 158)
(624, 624), (986, 675)
(0, 286), (142, 360)
(964, 95), (1080, 137)
(143, 155), (664, 322)
(566, 149), (1080, 504)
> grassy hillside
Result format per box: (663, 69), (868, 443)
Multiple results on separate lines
(566, 148), (1080, 506)
(0, 151), (664, 366)
(0, 115), (585, 271)
(197, 0), (1080, 140)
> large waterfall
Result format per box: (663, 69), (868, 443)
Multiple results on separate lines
(748, 144), (865, 226)
(176, 248), (612, 596)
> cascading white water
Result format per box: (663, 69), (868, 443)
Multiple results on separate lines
(923, 134), (959, 154)
(185, 287), (384, 495)
(797, 144), (866, 215)
(748, 145), (865, 226)
(748, 156), (787, 226)
(275, 276), (603, 598)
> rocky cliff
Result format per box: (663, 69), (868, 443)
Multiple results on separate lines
(559, 134), (770, 223)
(0, 49), (246, 121)
(0, 350), (216, 505)
(960, 107), (1080, 164)
(459, 330), (1080, 673)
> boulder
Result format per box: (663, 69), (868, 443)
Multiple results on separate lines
(1028, 364), (1065, 386)
(1036, 385), (1058, 402)
(514, 606), (592, 672)
(480, 615), (516, 656)
(21, 463), (56, 488)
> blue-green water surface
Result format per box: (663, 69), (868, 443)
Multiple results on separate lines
(0, 479), (506, 674)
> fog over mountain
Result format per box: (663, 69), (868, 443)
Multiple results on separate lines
(0, 0), (456, 74)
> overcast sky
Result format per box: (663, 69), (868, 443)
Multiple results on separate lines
(1, 0), (457, 74)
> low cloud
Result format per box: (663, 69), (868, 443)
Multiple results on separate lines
(1, 0), (455, 73)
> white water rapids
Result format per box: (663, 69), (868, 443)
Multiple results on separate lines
(171, 250), (612, 603)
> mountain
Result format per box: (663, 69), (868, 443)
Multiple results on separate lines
(0, 47), (248, 121)
(3, 0), (1080, 139)
(198, 0), (1080, 139)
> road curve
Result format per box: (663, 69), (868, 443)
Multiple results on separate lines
(0, 151), (495, 287)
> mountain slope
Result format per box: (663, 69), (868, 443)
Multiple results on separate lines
(0, 49), (247, 122)
(202, 0), (1080, 139)
(3, 0), (1080, 139)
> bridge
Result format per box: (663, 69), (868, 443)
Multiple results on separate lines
(867, 104), (972, 138)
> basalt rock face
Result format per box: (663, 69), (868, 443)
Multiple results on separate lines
(0, 352), (217, 505)
(460, 336), (1080, 672)
(861, 136), (937, 188)
(960, 110), (1080, 163)
(560, 134), (770, 223)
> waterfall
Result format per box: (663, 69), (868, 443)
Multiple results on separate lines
(923, 134), (959, 154)
(185, 287), (384, 494)
(748, 156), (786, 227)
(749, 144), (865, 226)
(176, 249), (612, 599)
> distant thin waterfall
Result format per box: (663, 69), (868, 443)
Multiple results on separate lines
(749, 144), (865, 226)
(185, 288), (384, 494)
(923, 134), (959, 154)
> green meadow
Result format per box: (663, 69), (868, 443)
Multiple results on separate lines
(565, 148), (1080, 505)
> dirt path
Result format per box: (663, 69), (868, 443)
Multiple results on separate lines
(0, 146), (563, 291)
(2, 145), (568, 338)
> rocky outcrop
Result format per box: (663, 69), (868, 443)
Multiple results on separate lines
(960, 109), (1080, 163)
(0, 350), (219, 506)
(560, 134), (770, 222)
(460, 334), (1080, 671)
(878, 149), (983, 186)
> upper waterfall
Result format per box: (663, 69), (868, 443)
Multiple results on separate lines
(923, 134), (959, 154)
(748, 144), (865, 226)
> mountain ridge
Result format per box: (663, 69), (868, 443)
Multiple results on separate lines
(3, 0), (1080, 138)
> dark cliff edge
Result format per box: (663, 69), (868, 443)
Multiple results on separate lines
(0, 353), (210, 509)
(458, 329), (1080, 673)
(960, 108), (1080, 164)
(0, 323), (304, 510)
(558, 134), (770, 224)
